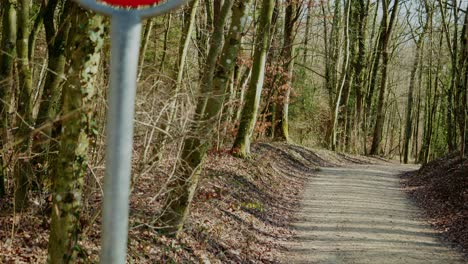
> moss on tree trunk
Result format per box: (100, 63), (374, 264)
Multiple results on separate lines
(47, 7), (104, 263)
(232, 0), (275, 158)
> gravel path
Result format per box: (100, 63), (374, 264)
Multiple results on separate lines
(284, 165), (467, 264)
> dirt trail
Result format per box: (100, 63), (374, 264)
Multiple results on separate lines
(284, 164), (467, 264)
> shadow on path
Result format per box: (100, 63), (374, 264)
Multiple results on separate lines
(284, 165), (467, 264)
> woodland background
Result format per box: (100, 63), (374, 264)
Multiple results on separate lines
(0, 0), (467, 262)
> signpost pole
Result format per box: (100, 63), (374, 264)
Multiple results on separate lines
(101, 12), (142, 264)
(71, 1), (190, 263)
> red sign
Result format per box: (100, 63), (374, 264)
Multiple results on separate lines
(101, 0), (162, 8)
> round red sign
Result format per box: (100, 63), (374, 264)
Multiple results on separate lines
(101, 0), (163, 8)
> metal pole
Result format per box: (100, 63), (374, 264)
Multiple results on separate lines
(101, 12), (142, 264)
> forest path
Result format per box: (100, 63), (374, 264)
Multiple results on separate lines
(284, 164), (467, 264)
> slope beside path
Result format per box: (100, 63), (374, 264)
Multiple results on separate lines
(284, 164), (467, 264)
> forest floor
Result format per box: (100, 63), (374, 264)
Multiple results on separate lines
(401, 153), (468, 257)
(0, 143), (466, 263)
(0, 142), (379, 263)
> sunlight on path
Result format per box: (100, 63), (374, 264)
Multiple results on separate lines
(284, 165), (467, 264)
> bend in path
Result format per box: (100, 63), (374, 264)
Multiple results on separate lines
(285, 164), (467, 264)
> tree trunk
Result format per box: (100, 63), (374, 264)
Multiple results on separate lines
(363, 1), (381, 154)
(458, 10), (468, 158)
(158, 0), (238, 234)
(159, 14), (172, 74)
(14, 0), (34, 209)
(137, 19), (154, 81)
(370, 0), (399, 156)
(0, 0), (17, 198)
(196, 0), (212, 80)
(273, 0), (298, 142)
(231, 0), (275, 158)
(353, 0), (369, 153)
(32, 0), (72, 189)
(403, 10), (430, 163)
(28, 1), (45, 62)
(152, 0), (199, 163)
(302, 0), (314, 64)
(419, 13), (439, 164)
(234, 67), (252, 123)
(438, 0), (458, 152)
(321, 0), (342, 144)
(331, 0), (352, 151)
(215, 1), (253, 147)
(47, 7), (105, 263)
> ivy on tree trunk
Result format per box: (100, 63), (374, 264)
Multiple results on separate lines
(47, 7), (104, 263)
